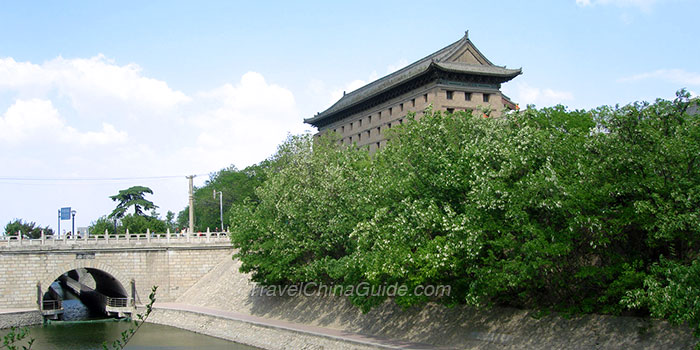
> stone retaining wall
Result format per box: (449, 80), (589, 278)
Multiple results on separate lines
(170, 256), (698, 350)
(148, 308), (386, 350)
(0, 310), (42, 329)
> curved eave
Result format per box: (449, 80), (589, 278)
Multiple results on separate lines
(305, 61), (432, 125)
(434, 62), (522, 80)
(305, 63), (521, 126)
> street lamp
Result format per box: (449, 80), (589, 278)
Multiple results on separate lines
(213, 189), (223, 232)
(71, 210), (76, 239)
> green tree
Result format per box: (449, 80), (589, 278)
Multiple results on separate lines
(164, 210), (177, 232)
(178, 162), (269, 232)
(230, 133), (372, 285)
(1, 326), (33, 349)
(88, 216), (118, 235)
(229, 91), (700, 344)
(89, 214), (168, 236)
(175, 209), (188, 232)
(121, 213), (166, 234)
(3, 219), (53, 239)
(108, 186), (158, 219)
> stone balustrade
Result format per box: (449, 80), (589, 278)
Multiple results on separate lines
(0, 228), (230, 248)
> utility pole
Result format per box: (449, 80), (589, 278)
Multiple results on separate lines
(214, 189), (223, 232)
(187, 175), (195, 234)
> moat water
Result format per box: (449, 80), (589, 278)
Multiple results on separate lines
(13, 282), (260, 349)
(21, 321), (260, 350)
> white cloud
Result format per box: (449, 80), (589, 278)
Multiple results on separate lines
(197, 72), (294, 114)
(575, 0), (659, 12)
(0, 99), (63, 143)
(308, 60), (408, 114)
(0, 99), (129, 146)
(0, 55), (306, 236)
(619, 69), (700, 86)
(386, 59), (409, 74)
(329, 72), (379, 104)
(0, 55), (190, 118)
(508, 82), (574, 107)
(67, 123), (128, 146)
(183, 72), (305, 170)
(0, 56), (303, 170)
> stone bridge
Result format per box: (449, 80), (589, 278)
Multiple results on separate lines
(0, 232), (234, 312)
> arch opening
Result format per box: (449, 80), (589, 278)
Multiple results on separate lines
(42, 268), (131, 321)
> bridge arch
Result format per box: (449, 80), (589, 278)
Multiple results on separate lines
(39, 260), (131, 299)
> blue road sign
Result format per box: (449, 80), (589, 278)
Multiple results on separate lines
(60, 207), (71, 220)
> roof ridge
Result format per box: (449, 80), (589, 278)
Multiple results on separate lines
(313, 35), (468, 116)
(435, 33), (470, 62)
(305, 32), (521, 125)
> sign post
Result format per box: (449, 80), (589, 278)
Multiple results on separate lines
(58, 207), (71, 239)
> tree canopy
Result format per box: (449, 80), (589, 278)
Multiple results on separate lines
(109, 186), (158, 219)
(3, 219), (53, 239)
(229, 90), (700, 340)
(176, 163), (268, 232)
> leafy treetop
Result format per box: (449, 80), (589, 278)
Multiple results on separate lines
(3, 219), (53, 239)
(109, 186), (158, 219)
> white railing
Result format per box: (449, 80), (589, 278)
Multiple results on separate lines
(41, 299), (62, 311)
(62, 275), (134, 312)
(0, 228), (230, 247)
(106, 297), (133, 308)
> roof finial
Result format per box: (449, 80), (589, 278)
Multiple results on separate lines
(465, 30), (469, 39)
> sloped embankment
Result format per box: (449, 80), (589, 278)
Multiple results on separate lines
(170, 254), (696, 349)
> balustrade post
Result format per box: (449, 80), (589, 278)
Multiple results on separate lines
(126, 228), (130, 242)
(166, 228), (171, 243)
(147, 228), (151, 242)
(18, 231), (22, 245)
(105, 229), (109, 243)
(206, 227), (210, 243)
(41, 230), (45, 245)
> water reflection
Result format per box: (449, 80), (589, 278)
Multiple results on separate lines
(21, 322), (260, 350)
(50, 281), (104, 321)
(34, 283), (260, 349)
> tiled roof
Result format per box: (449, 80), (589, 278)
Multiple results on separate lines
(305, 32), (522, 126)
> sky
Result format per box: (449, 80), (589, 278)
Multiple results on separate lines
(0, 0), (698, 234)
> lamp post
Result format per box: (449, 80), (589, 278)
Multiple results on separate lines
(213, 189), (223, 232)
(71, 210), (76, 239)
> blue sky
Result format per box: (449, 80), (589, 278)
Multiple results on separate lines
(0, 0), (698, 233)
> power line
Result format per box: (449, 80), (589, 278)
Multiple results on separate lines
(0, 175), (184, 181)
(0, 173), (210, 185)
